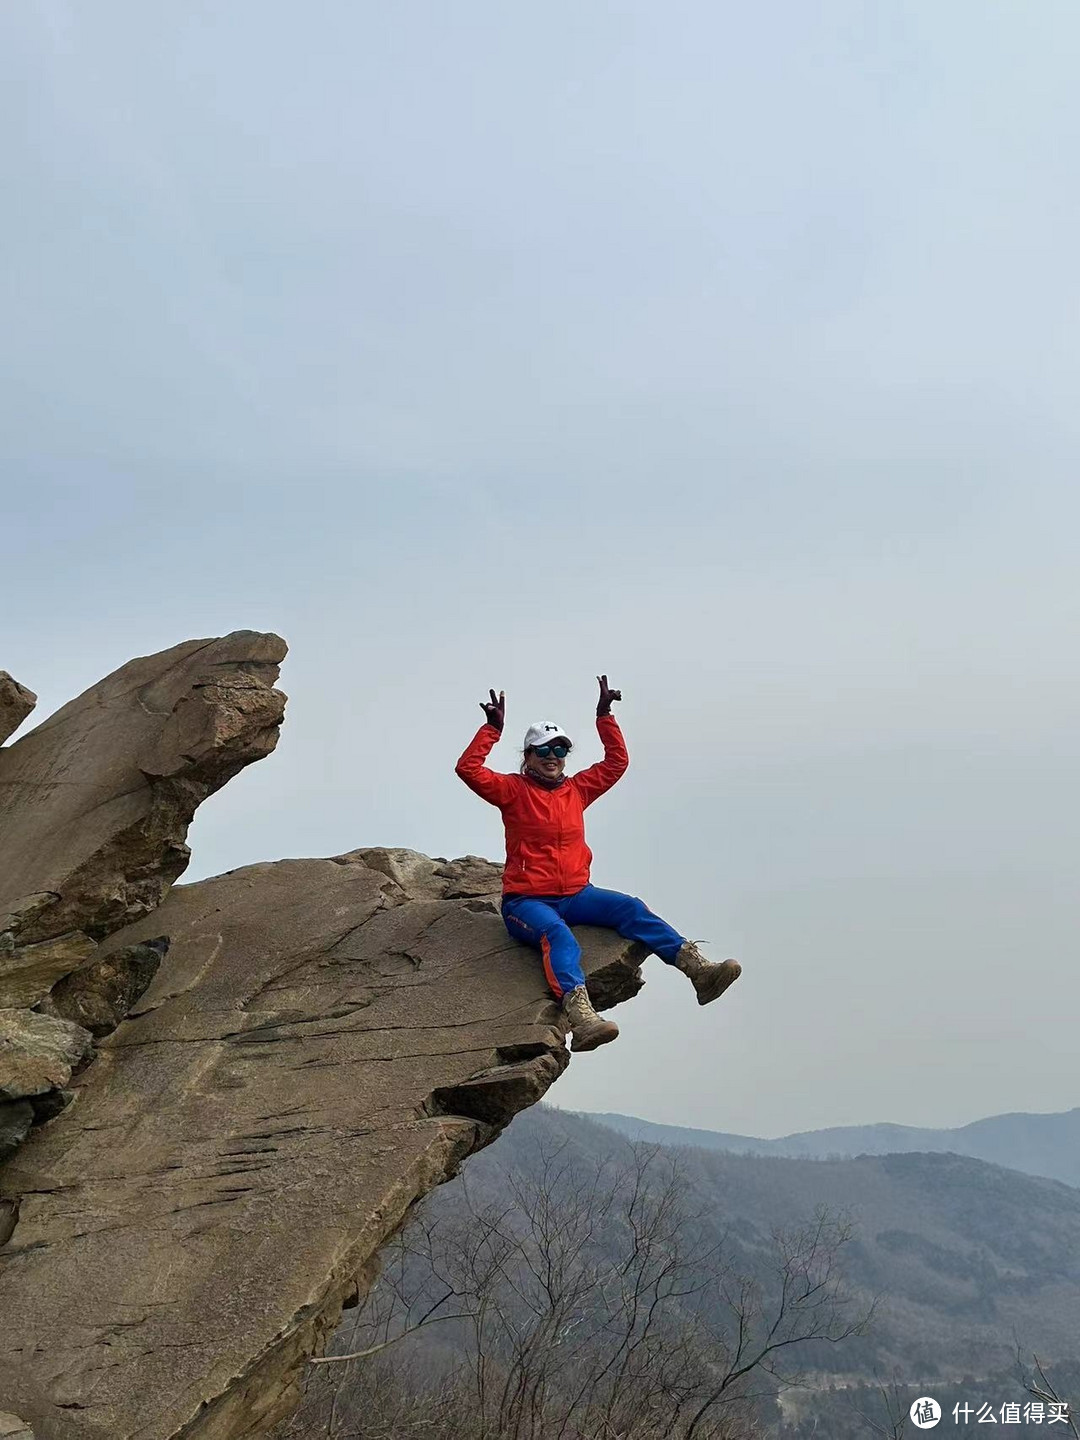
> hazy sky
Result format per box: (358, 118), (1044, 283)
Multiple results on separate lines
(4, 2), (1079, 1136)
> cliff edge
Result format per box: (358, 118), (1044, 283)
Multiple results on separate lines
(0, 640), (642, 1439)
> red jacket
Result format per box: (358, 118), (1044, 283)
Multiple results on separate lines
(455, 715), (629, 896)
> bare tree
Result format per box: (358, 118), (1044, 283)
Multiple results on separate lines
(1017, 1351), (1078, 1438)
(284, 1138), (873, 1440)
(845, 1378), (910, 1439)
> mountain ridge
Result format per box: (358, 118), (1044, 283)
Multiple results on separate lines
(283, 1104), (1080, 1440)
(580, 1105), (1080, 1186)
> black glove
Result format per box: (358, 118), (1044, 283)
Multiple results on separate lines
(480, 688), (505, 732)
(596, 674), (622, 717)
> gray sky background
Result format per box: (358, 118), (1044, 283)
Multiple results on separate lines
(4, 2), (1079, 1136)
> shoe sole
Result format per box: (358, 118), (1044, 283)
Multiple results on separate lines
(571, 1024), (620, 1052)
(695, 959), (742, 1007)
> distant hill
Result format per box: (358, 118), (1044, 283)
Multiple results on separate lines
(289, 1106), (1080, 1440)
(556, 1109), (1080, 1379)
(583, 1106), (1080, 1187)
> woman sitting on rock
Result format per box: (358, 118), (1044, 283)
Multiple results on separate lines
(455, 677), (741, 1051)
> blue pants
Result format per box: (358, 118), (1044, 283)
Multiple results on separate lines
(502, 885), (685, 1001)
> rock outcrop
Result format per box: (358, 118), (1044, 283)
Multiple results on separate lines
(0, 635), (645, 1438)
(0, 632), (287, 981)
(0, 848), (643, 1439)
(0, 634), (286, 1140)
(0, 674), (36, 747)
(0, 1010), (93, 1105)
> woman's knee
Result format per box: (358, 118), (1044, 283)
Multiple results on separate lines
(616, 894), (650, 923)
(545, 920), (581, 959)
(503, 910), (537, 946)
(506, 910), (579, 956)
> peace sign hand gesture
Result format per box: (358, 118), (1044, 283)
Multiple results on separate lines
(480, 688), (505, 733)
(596, 675), (622, 717)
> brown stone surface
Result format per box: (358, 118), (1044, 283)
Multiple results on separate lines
(0, 1010), (93, 1101)
(0, 1413), (35, 1440)
(0, 631), (287, 1004)
(0, 932), (98, 1012)
(41, 938), (168, 1038)
(0, 849), (644, 1440)
(0, 1102), (34, 1161)
(0, 673), (36, 747)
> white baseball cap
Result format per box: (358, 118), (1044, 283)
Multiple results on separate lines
(523, 721), (572, 750)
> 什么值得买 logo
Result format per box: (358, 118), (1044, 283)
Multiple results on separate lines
(909, 1398), (941, 1430)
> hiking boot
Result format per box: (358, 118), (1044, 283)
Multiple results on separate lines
(675, 942), (742, 1006)
(562, 985), (620, 1052)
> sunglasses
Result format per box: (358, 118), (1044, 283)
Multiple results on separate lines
(532, 743), (570, 759)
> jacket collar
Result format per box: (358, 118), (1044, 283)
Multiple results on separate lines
(522, 770), (568, 791)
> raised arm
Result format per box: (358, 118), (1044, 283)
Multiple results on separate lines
(572, 675), (628, 807)
(455, 688), (517, 807)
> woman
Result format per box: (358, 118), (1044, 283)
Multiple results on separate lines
(455, 676), (741, 1051)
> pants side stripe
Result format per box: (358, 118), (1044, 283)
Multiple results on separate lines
(540, 934), (563, 1000)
